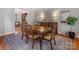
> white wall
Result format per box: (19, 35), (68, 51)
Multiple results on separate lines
(0, 9), (5, 35)
(0, 8), (15, 36)
(4, 8), (15, 34)
(15, 8), (53, 24)
(33, 9), (53, 22)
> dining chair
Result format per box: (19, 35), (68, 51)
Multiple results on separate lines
(21, 22), (29, 40)
(27, 25), (40, 49)
(43, 23), (57, 50)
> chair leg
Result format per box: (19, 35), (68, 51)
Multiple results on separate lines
(32, 40), (34, 49)
(50, 40), (53, 50)
(39, 39), (42, 50)
(25, 35), (29, 43)
(53, 37), (56, 45)
(21, 34), (23, 40)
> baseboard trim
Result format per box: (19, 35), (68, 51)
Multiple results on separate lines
(76, 35), (79, 39)
(58, 33), (79, 39)
(0, 32), (15, 37)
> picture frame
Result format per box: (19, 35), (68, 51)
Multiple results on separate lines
(60, 10), (70, 23)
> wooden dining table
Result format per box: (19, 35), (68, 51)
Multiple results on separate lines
(32, 25), (52, 50)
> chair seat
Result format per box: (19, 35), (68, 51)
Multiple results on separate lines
(44, 33), (52, 40)
(28, 34), (40, 39)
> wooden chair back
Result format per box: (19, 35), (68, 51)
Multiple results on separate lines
(51, 23), (57, 40)
(21, 22), (28, 37)
(27, 25), (35, 40)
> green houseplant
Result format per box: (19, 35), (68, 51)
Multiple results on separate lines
(66, 16), (78, 39)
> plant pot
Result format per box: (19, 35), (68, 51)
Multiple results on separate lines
(68, 32), (75, 39)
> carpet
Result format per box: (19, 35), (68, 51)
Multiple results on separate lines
(4, 34), (72, 50)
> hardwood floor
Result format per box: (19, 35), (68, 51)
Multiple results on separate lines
(0, 36), (11, 50)
(58, 34), (79, 50)
(72, 38), (79, 50)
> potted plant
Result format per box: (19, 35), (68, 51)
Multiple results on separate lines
(66, 16), (78, 39)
